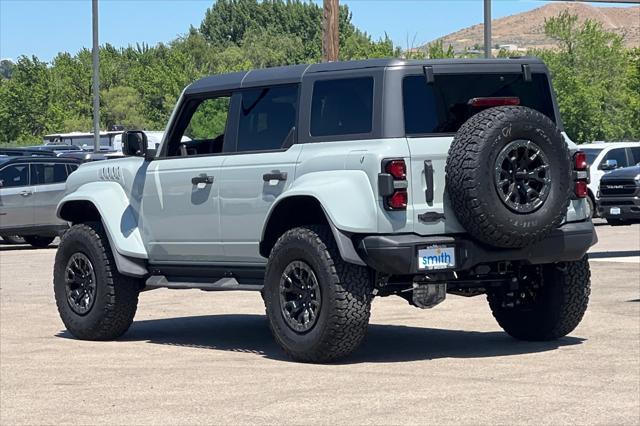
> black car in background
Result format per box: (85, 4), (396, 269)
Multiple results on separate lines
(598, 165), (640, 225)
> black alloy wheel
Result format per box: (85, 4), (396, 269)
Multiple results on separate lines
(279, 260), (322, 333)
(494, 139), (551, 214)
(65, 252), (97, 315)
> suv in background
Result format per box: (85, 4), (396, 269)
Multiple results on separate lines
(54, 58), (595, 362)
(581, 142), (640, 216)
(0, 157), (80, 248)
(598, 165), (640, 225)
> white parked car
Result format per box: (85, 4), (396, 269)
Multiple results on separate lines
(580, 142), (640, 215)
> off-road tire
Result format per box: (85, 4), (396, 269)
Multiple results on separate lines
(446, 106), (572, 248)
(23, 235), (55, 248)
(54, 222), (139, 340)
(488, 256), (590, 340)
(263, 225), (373, 363)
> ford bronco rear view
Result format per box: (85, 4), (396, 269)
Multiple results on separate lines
(53, 58), (595, 362)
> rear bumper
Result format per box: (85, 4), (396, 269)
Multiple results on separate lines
(355, 220), (597, 275)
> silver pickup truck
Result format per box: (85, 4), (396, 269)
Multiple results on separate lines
(53, 58), (595, 362)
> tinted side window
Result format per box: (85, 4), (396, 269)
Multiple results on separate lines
(236, 85), (298, 152)
(0, 164), (29, 188)
(31, 163), (68, 185)
(166, 95), (231, 158)
(601, 148), (628, 169)
(629, 147), (640, 165)
(311, 77), (373, 137)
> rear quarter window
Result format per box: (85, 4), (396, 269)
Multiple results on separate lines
(403, 73), (556, 135)
(310, 77), (373, 137)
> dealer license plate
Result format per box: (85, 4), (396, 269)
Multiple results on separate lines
(610, 207), (621, 215)
(417, 246), (456, 270)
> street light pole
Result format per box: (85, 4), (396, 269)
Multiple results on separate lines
(92, 0), (100, 153)
(484, 0), (492, 58)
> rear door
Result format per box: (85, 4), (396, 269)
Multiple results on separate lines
(0, 163), (35, 230)
(30, 161), (71, 226)
(219, 84), (301, 263)
(401, 69), (559, 236)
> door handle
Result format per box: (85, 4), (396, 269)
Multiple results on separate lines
(263, 171), (288, 182)
(20, 190), (33, 197)
(191, 174), (214, 185)
(424, 160), (434, 204)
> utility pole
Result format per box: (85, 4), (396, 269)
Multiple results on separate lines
(92, 0), (100, 152)
(322, 0), (339, 62)
(483, 0), (492, 58)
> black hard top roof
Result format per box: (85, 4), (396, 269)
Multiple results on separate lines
(185, 57), (546, 95)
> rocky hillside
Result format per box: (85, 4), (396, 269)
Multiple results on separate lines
(422, 2), (639, 52)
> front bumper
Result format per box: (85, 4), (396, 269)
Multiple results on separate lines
(598, 196), (640, 221)
(355, 220), (597, 275)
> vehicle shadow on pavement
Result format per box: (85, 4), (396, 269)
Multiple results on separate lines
(58, 314), (585, 364)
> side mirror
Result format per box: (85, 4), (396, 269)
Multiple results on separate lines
(600, 159), (618, 171)
(122, 130), (148, 157)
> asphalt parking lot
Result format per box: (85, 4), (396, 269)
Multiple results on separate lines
(1, 222), (639, 425)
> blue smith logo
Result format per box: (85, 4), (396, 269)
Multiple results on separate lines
(421, 249), (452, 267)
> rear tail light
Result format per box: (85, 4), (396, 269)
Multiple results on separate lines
(379, 159), (408, 210)
(387, 190), (408, 209)
(468, 97), (521, 108)
(385, 160), (407, 180)
(572, 150), (589, 198)
(574, 151), (587, 171)
(575, 181), (588, 198)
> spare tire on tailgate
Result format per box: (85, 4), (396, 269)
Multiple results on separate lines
(445, 106), (571, 249)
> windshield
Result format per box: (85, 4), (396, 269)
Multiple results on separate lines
(403, 73), (556, 135)
(581, 148), (603, 165)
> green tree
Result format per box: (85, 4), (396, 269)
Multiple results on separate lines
(425, 40), (455, 59)
(0, 56), (59, 144)
(101, 86), (149, 130)
(0, 59), (14, 79)
(539, 11), (639, 142)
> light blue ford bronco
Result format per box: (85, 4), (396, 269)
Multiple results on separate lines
(53, 58), (596, 362)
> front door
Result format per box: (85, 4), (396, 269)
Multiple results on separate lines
(0, 163), (35, 232)
(141, 95), (232, 263)
(219, 84), (301, 263)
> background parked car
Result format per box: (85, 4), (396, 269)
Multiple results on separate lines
(0, 147), (56, 157)
(26, 144), (83, 156)
(0, 156), (80, 248)
(598, 164), (640, 225)
(580, 142), (640, 216)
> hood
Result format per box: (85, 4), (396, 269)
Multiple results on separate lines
(601, 165), (640, 181)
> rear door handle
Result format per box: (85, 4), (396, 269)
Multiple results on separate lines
(263, 171), (288, 182)
(191, 174), (214, 185)
(20, 190), (33, 197)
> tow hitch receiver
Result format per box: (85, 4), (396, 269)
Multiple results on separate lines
(412, 283), (446, 309)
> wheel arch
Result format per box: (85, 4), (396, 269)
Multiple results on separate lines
(57, 182), (148, 277)
(260, 195), (366, 266)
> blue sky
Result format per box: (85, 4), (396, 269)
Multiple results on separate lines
(0, 0), (635, 62)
